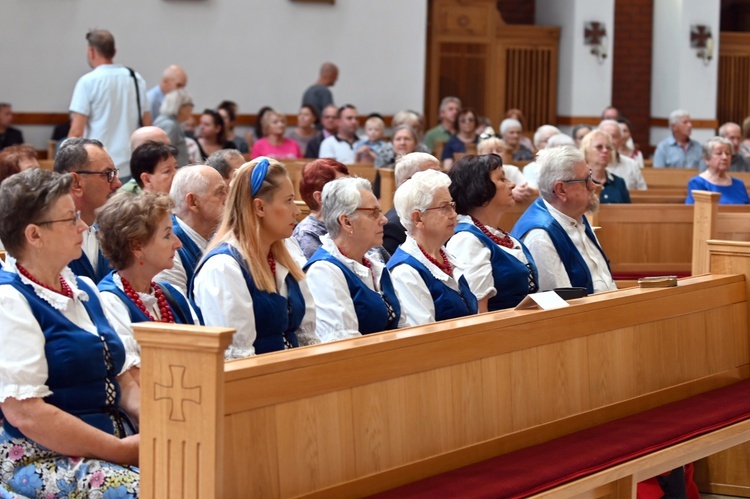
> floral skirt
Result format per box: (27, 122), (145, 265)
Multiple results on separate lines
(0, 428), (138, 499)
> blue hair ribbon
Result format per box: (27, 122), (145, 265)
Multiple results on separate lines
(250, 158), (270, 197)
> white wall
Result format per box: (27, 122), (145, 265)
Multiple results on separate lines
(650, 0), (720, 144)
(1, 0), (428, 149)
(536, 0), (615, 118)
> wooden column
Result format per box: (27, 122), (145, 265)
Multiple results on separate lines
(691, 190), (721, 275)
(135, 323), (234, 499)
(379, 168), (396, 212)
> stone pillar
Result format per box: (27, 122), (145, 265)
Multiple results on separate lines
(536, 0), (616, 132)
(650, 0), (720, 149)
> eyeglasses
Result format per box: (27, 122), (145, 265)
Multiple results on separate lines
(355, 206), (383, 219)
(423, 201), (456, 215)
(594, 144), (613, 152)
(36, 210), (82, 227)
(561, 170), (601, 187)
(75, 168), (120, 183)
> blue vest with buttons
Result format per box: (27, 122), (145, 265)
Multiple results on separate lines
(386, 248), (478, 321)
(172, 214), (203, 287)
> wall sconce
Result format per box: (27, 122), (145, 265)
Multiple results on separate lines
(690, 25), (714, 66)
(584, 22), (608, 65)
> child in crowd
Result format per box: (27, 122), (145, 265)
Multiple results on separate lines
(354, 116), (387, 163)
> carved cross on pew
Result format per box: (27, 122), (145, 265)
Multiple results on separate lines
(584, 22), (606, 46)
(154, 364), (201, 422)
(690, 25), (711, 48)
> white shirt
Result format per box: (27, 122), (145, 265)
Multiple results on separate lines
(521, 200), (616, 293)
(389, 236), (467, 327)
(192, 239), (319, 359)
(99, 273), (200, 368)
(154, 216), (208, 296)
(306, 235), (407, 342)
(505, 164), (537, 188)
(318, 135), (357, 164)
(607, 154), (648, 190)
(522, 161), (539, 185)
(0, 261), (130, 403)
(82, 226), (100, 273)
(284, 237), (308, 269)
(446, 215), (529, 302)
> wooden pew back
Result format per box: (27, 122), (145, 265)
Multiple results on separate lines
(692, 190), (750, 274)
(136, 272), (750, 498)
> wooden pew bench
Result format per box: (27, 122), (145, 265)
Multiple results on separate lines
(692, 190), (750, 274)
(135, 266), (750, 498)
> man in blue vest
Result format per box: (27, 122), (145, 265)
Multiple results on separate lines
(54, 137), (122, 282)
(155, 164), (227, 295)
(511, 145), (616, 294)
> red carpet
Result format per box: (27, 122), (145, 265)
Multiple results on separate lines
(370, 378), (750, 499)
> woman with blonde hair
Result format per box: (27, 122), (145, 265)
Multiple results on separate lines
(579, 130), (630, 204)
(250, 110), (302, 160)
(191, 157), (318, 358)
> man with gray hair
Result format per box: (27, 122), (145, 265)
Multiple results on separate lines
(713, 121), (750, 172)
(155, 164), (228, 294)
(206, 148), (245, 187)
(424, 96), (462, 153)
(383, 152), (440, 256)
(653, 109), (702, 168)
(54, 137), (122, 282)
(598, 119), (647, 190)
(511, 145), (616, 294)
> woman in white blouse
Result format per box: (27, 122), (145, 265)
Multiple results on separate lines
(305, 177), (406, 342)
(446, 154), (539, 312)
(386, 169), (478, 326)
(96, 191), (200, 385)
(0, 169), (140, 497)
(191, 157), (319, 359)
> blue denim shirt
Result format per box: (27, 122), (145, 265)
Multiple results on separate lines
(653, 136), (703, 168)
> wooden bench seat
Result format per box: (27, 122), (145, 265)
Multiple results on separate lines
(373, 378), (750, 498)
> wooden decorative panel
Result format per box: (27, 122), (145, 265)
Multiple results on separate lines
(438, 43), (488, 116)
(504, 47), (554, 133)
(717, 32), (750, 127)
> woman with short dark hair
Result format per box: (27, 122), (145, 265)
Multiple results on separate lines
(0, 168), (140, 497)
(196, 109), (235, 160)
(446, 154), (538, 312)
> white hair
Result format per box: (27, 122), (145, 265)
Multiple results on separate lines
(439, 96), (462, 112)
(536, 146), (585, 201)
(597, 119), (621, 136)
(321, 176), (372, 238)
(159, 89), (193, 118)
(393, 169), (451, 234)
(718, 122), (740, 137)
(394, 152), (439, 186)
(546, 133), (575, 148)
(703, 136), (734, 159)
(669, 109), (690, 126)
(500, 118), (523, 136)
(532, 125), (560, 149)
(170, 164), (211, 214)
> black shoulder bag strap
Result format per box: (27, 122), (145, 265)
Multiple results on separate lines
(155, 282), (190, 325)
(126, 67), (144, 127)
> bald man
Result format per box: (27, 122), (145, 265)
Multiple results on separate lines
(147, 64), (188, 120)
(302, 62), (339, 120)
(129, 126), (169, 151)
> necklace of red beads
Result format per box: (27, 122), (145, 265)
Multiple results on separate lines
(17, 265), (73, 298)
(119, 274), (175, 323)
(267, 251), (276, 276)
(471, 216), (514, 249)
(417, 244), (453, 276)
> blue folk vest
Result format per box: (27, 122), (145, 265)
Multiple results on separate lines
(387, 248), (478, 321)
(0, 270), (126, 439)
(191, 244), (304, 354)
(172, 214), (203, 287)
(454, 223), (539, 311)
(304, 247), (401, 334)
(511, 197), (611, 294)
(68, 245), (111, 284)
(97, 272), (198, 325)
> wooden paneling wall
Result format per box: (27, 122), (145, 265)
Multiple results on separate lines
(718, 32), (750, 127)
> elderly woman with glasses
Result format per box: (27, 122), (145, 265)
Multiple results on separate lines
(305, 177), (405, 342)
(191, 157), (319, 359)
(96, 191), (200, 385)
(446, 154), (538, 312)
(685, 136), (750, 204)
(0, 169), (140, 497)
(386, 170), (477, 326)
(580, 130), (630, 204)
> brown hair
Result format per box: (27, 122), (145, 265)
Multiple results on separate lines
(0, 144), (37, 184)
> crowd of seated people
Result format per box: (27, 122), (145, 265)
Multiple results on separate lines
(8, 82), (750, 497)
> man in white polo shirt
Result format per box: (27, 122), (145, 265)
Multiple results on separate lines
(318, 104), (360, 164)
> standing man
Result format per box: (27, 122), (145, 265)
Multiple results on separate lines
(423, 97), (461, 153)
(54, 138), (122, 283)
(319, 105), (359, 164)
(653, 110), (702, 168)
(302, 62), (339, 121)
(0, 103), (24, 151)
(68, 29), (150, 179)
(714, 122), (750, 172)
(148, 65), (188, 121)
(511, 146), (616, 294)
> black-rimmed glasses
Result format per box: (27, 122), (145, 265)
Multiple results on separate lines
(561, 170), (601, 187)
(36, 210), (82, 227)
(423, 201), (456, 215)
(75, 168), (120, 183)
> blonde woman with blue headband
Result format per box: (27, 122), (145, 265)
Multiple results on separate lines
(191, 157), (319, 359)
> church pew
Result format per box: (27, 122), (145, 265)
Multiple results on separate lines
(692, 190), (750, 275)
(629, 188), (686, 204)
(641, 167), (696, 188)
(38, 159), (54, 171)
(135, 268), (750, 498)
